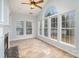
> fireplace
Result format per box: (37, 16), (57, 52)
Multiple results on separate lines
(4, 33), (8, 58)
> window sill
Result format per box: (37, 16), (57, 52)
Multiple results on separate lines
(59, 41), (76, 48)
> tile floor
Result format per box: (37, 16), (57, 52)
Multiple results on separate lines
(9, 38), (76, 58)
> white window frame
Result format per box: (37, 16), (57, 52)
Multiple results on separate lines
(38, 10), (76, 47)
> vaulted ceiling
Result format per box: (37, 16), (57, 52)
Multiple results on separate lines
(8, 0), (47, 15)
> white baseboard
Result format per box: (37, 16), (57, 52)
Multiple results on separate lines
(10, 36), (36, 41)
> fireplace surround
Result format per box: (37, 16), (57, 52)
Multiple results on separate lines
(4, 33), (8, 58)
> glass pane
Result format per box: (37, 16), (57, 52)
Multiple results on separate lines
(62, 29), (70, 43)
(62, 15), (66, 28)
(66, 15), (72, 28)
(62, 29), (74, 44)
(71, 19), (75, 28)
(40, 21), (42, 35)
(26, 29), (32, 34)
(26, 22), (32, 27)
(69, 29), (74, 44)
(44, 29), (48, 36)
(51, 17), (58, 40)
(51, 17), (57, 28)
(68, 11), (75, 28)
(44, 19), (48, 36)
(51, 29), (57, 39)
(26, 21), (32, 34)
(16, 21), (24, 35)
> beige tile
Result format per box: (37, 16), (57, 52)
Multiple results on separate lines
(10, 39), (76, 58)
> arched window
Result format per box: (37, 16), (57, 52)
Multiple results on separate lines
(45, 7), (60, 17)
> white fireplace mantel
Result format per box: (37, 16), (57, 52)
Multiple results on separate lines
(0, 24), (9, 58)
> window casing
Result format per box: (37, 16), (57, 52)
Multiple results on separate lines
(16, 21), (32, 36)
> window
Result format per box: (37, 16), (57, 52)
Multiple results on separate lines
(45, 7), (59, 17)
(38, 10), (75, 46)
(40, 20), (42, 35)
(61, 11), (75, 45)
(16, 21), (24, 35)
(26, 21), (32, 34)
(44, 19), (48, 36)
(51, 17), (58, 40)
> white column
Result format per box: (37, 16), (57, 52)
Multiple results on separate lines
(0, 27), (4, 58)
(37, 21), (40, 36)
(24, 20), (26, 36)
(42, 20), (44, 36)
(48, 17), (51, 38)
(75, 10), (79, 54)
(58, 14), (62, 42)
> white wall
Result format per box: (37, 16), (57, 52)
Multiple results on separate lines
(9, 13), (37, 41)
(3, 0), (9, 25)
(0, 0), (2, 22)
(0, 0), (10, 57)
(0, 27), (4, 58)
(37, 0), (79, 57)
(0, 26), (9, 58)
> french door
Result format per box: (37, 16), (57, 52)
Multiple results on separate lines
(39, 10), (75, 46)
(61, 11), (75, 45)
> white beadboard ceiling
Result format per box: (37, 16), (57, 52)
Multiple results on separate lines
(8, 0), (47, 15)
